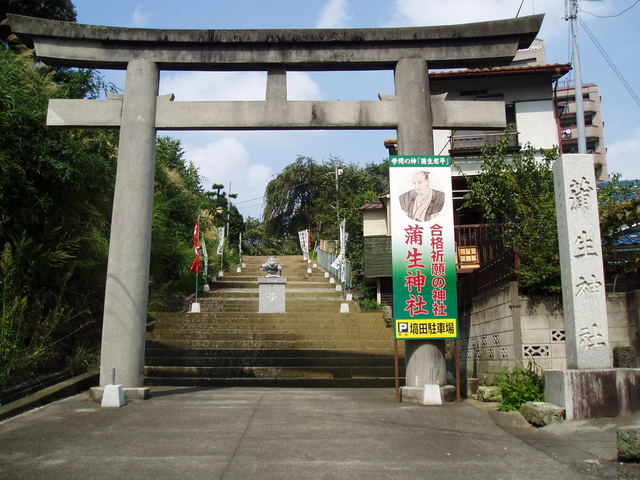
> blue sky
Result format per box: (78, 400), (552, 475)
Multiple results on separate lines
(72, 0), (640, 218)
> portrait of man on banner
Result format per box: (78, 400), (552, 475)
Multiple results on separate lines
(399, 170), (444, 222)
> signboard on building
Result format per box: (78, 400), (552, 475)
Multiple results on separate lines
(389, 155), (458, 340)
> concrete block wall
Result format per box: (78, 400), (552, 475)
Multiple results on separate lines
(519, 296), (566, 370)
(459, 282), (518, 382)
(458, 285), (639, 381)
(607, 293), (638, 353)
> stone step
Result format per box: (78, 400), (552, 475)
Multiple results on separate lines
(210, 281), (335, 289)
(204, 290), (342, 298)
(144, 254), (395, 387)
(145, 355), (402, 367)
(147, 331), (395, 342)
(145, 348), (404, 358)
(145, 339), (397, 352)
(144, 365), (398, 379)
(144, 376), (400, 388)
(155, 311), (379, 319)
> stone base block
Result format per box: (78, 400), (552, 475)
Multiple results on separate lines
(101, 384), (125, 407)
(477, 385), (502, 402)
(545, 368), (640, 420)
(617, 426), (640, 462)
(339, 303), (349, 313)
(401, 385), (455, 404)
(520, 401), (565, 427)
(189, 302), (201, 313)
(90, 386), (150, 403)
(258, 277), (287, 313)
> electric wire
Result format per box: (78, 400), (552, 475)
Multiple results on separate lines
(577, 16), (640, 108)
(515, 0), (526, 17)
(582, 0), (640, 18)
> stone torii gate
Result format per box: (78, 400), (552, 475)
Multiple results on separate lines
(9, 13), (543, 397)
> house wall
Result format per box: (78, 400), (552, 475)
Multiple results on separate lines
(458, 283), (639, 383)
(362, 209), (388, 236)
(515, 99), (559, 149)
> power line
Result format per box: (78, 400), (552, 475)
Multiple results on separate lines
(234, 195), (264, 205)
(577, 16), (640, 108)
(515, 0), (526, 17)
(582, 0), (640, 18)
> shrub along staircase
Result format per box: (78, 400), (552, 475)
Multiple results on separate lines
(145, 255), (404, 387)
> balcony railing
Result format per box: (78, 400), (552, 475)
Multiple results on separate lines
(454, 224), (504, 270)
(449, 131), (519, 156)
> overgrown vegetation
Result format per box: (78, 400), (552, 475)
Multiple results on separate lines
(358, 299), (385, 311)
(495, 364), (545, 411)
(0, 46), (237, 389)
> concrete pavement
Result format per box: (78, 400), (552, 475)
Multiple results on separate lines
(1, 387), (639, 479)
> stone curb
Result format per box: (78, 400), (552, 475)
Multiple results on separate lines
(0, 371), (99, 422)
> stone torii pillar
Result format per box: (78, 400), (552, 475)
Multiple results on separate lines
(7, 13), (544, 397)
(100, 60), (159, 396)
(394, 58), (447, 389)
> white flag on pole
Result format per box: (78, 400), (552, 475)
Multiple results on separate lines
(216, 226), (225, 255)
(201, 235), (209, 277)
(298, 230), (310, 260)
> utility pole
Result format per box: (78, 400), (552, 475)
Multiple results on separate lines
(566, 0), (587, 154)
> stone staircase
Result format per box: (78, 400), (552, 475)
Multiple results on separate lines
(145, 255), (404, 387)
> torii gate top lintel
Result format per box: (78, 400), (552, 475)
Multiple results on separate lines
(8, 13), (543, 71)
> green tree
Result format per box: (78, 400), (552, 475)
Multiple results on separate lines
(598, 174), (640, 275)
(0, 47), (118, 387)
(1, 0), (77, 43)
(262, 155), (388, 284)
(464, 138), (561, 294)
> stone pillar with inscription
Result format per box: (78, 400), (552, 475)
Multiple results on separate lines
(553, 153), (610, 369)
(543, 154), (638, 420)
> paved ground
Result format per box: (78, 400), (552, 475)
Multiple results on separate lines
(1, 387), (639, 480)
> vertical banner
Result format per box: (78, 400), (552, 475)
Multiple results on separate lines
(389, 155), (458, 340)
(189, 220), (201, 273)
(216, 226), (225, 256)
(201, 235), (208, 277)
(330, 220), (347, 282)
(298, 230), (310, 260)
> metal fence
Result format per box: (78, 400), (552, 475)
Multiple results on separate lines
(317, 248), (353, 289)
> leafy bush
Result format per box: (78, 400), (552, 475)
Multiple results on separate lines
(359, 299), (384, 311)
(495, 364), (544, 411)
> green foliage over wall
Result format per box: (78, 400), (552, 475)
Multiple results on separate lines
(464, 137), (561, 294)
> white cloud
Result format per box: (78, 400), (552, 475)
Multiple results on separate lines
(386, 0), (569, 42)
(606, 126), (640, 180)
(287, 72), (323, 100)
(184, 137), (273, 217)
(160, 71), (322, 101)
(316, 0), (351, 28)
(160, 72), (266, 101)
(131, 6), (150, 27)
